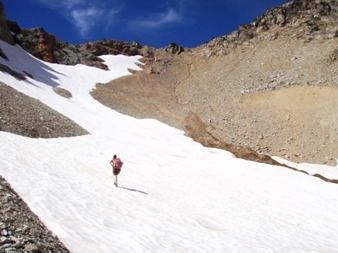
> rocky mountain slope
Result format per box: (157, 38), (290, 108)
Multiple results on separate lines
(0, 1), (337, 251)
(1, 0), (337, 168)
(91, 0), (338, 166)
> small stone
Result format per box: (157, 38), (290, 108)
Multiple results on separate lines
(24, 243), (39, 253)
(5, 248), (18, 253)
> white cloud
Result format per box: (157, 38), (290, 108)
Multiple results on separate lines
(36, 0), (85, 10)
(134, 9), (182, 29)
(63, 0), (84, 9)
(33, 0), (121, 38)
(70, 7), (104, 37)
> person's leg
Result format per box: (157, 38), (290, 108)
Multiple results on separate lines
(113, 169), (120, 187)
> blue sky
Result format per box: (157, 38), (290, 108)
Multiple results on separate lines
(3, 0), (286, 48)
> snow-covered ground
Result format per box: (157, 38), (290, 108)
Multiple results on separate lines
(1, 40), (338, 253)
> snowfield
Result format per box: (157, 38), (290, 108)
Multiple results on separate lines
(1, 40), (338, 253)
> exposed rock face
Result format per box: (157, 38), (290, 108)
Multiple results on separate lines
(5, 16), (183, 70)
(0, 1), (14, 45)
(15, 28), (56, 62)
(12, 27), (149, 70)
(75, 40), (142, 70)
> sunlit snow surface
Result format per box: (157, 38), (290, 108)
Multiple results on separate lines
(1, 41), (338, 253)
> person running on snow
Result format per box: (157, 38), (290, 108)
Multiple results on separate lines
(110, 154), (123, 187)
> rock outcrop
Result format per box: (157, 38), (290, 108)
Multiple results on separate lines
(0, 8), (183, 70)
(163, 43), (184, 55)
(0, 1), (14, 45)
(15, 27), (56, 63)
(11, 28), (184, 70)
(12, 26), (144, 70)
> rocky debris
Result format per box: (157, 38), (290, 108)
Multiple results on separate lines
(0, 1), (14, 45)
(183, 111), (338, 184)
(0, 82), (89, 138)
(201, 0), (338, 57)
(93, 30), (338, 166)
(185, 111), (338, 184)
(184, 112), (284, 166)
(0, 176), (70, 253)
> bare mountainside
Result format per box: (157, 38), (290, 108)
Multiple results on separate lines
(92, 1), (338, 166)
(1, 0), (337, 166)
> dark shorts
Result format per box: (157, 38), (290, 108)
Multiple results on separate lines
(113, 169), (121, 176)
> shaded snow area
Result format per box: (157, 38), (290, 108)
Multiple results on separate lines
(1, 40), (338, 253)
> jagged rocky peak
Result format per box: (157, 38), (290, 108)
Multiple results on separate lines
(0, 0), (186, 69)
(202, 0), (338, 57)
(11, 25), (184, 69)
(0, 1), (146, 69)
(12, 26), (146, 69)
(3, 0), (336, 65)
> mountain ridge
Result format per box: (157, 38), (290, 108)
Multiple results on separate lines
(1, 1), (338, 252)
(1, 0), (338, 166)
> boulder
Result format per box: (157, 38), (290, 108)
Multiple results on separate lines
(163, 43), (184, 54)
